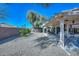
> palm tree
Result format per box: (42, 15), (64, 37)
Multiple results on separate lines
(40, 16), (45, 22)
(27, 11), (36, 28)
(27, 11), (46, 32)
(28, 12), (36, 22)
(27, 11), (45, 27)
(34, 20), (40, 28)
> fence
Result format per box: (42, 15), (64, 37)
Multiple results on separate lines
(0, 27), (21, 40)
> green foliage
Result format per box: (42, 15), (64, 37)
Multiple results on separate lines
(40, 16), (45, 21)
(28, 12), (36, 23)
(35, 21), (40, 28)
(19, 29), (31, 36)
(34, 16), (45, 28)
(27, 11), (46, 29)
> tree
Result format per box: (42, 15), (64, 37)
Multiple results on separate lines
(27, 11), (36, 28)
(27, 11), (46, 31)
(39, 16), (45, 23)
(35, 21), (40, 28)
(28, 12), (36, 23)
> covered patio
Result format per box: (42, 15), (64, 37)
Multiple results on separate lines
(42, 8), (79, 48)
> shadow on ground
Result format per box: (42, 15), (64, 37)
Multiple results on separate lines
(34, 36), (59, 49)
(0, 34), (20, 45)
(0, 33), (33, 45)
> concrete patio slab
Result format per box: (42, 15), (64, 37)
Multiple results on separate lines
(0, 32), (68, 56)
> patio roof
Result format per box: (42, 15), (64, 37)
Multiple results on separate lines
(45, 8), (79, 27)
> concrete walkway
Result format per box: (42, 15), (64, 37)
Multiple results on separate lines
(0, 32), (68, 56)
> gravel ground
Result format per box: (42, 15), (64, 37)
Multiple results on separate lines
(0, 32), (68, 56)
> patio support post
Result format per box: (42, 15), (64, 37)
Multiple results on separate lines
(60, 20), (64, 47)
(46, 28), (48, 33)
(53, 27), (55, 34)
(55, 27), (57, 34)
(43, 27), (46, 33)
(66, 24), (69, 37)
(43, 28), (45, 33)
(50, 26), (52, 32)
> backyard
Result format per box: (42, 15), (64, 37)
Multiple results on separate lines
(0, 32), (68, 56)
(0, 3), (79, 56)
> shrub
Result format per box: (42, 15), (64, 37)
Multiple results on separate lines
(19, 29), (31, 36)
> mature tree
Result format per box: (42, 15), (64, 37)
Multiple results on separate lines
(27, 11), (36, 28)
(34, 20), (40, 28)
(27, 11), (46, 30)
(40, 16), (45, 22)
(28, 12), (36, 22)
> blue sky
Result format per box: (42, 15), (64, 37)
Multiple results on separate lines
(0, 3), (79, 28)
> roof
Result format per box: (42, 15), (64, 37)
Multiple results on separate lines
(72, 8), (79, 11)
(45, 8), (79, 27)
